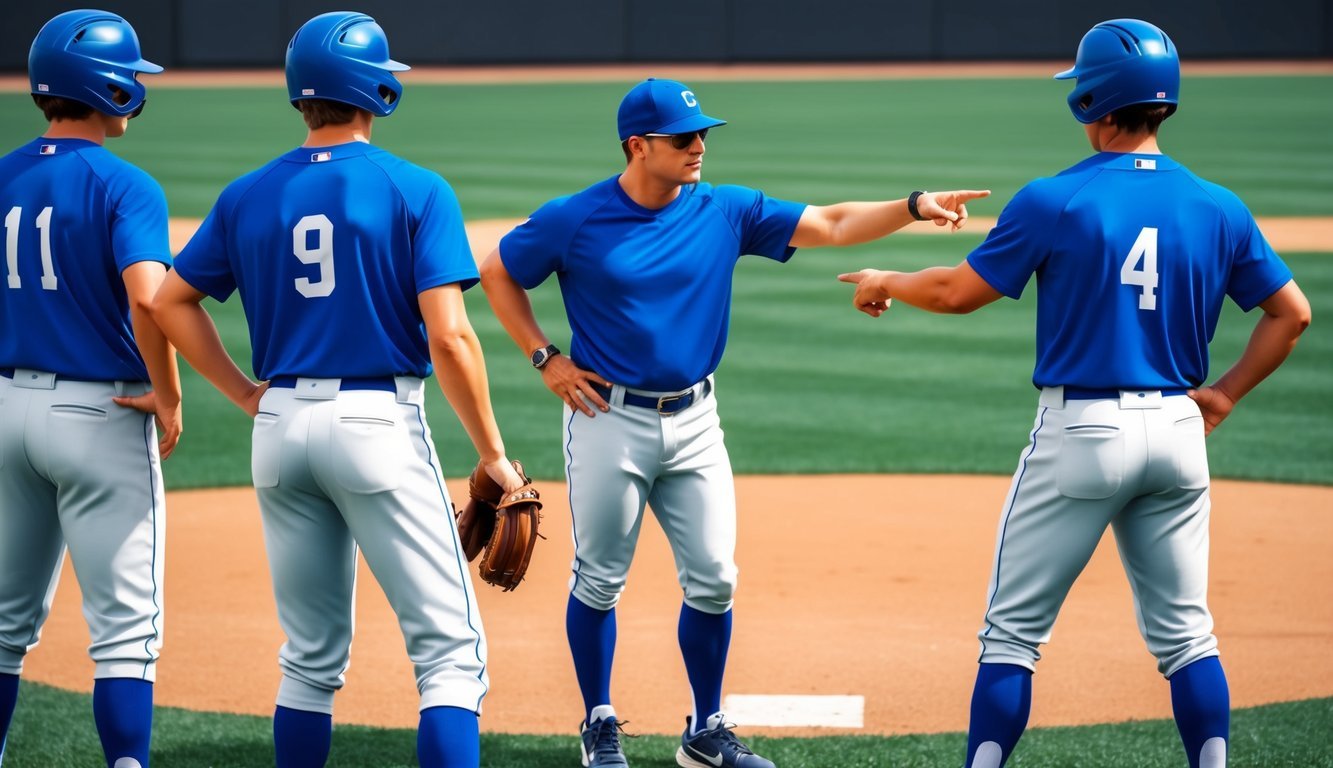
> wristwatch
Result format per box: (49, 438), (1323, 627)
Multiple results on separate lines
(530, 344), (561, 369)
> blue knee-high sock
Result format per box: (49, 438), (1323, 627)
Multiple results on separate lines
(566, 594), (616, 722)
(1170, 656), (1230, 768)
(418, 706), (479, 768)
(964, 663), (1032, 768)
(92, 678), (153, 768)
(0, 673), (19, 765)
(274, 705), (332, 768)
(678, 604), (732, 732)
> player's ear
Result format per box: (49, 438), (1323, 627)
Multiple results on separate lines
(626, 136), (649, 161)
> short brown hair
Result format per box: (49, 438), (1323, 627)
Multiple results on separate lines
(297, 99), (361, 130)
(32, 94), (94, 122)
(1108, 103), (1174, 134)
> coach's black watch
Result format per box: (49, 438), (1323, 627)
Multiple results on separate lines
(530, 344), (561, 370)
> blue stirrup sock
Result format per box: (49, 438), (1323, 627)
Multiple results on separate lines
(965, 663), (1032, 768)
(92, 678), (153, 768)
(566, 594), (616, 723)
(0, 673), (19, 764)
(418, 706), (479, 768)
(274, 705), (332, 768)
(1170, 656), (1230, 768)
(678, 604), (733, 734)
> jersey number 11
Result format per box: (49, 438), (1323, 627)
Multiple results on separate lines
(4, 206), (58, 291)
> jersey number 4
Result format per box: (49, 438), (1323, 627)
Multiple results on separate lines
(4, 206), (58, 291)
(293, 214), (335, 298)
(1120, 226), (1158, 311)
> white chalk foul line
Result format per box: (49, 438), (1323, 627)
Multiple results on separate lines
(721, 694), (864, 729)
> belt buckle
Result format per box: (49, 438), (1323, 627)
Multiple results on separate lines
(656, 391), (692, 415)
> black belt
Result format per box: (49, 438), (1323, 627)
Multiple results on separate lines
(1064, 386), (1190, 400)
(269, 376), (398, 393)
(592, 379), (712, 415)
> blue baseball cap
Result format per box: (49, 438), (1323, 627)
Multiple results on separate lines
(617, 78), (726, 141)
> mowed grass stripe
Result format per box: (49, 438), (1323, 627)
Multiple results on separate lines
(2, 76), (1330, 218)
(4, 682), (1331, 767)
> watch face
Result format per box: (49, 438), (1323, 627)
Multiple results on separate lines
(531, 348), (546, 366)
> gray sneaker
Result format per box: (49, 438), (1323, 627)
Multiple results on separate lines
(676, 714), (775, 768)
(581, 714), (629, 767)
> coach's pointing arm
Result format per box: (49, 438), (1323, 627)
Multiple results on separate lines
(788, 189), (990, 248)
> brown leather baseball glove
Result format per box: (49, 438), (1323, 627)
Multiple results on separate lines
(455, 460), (542, 591)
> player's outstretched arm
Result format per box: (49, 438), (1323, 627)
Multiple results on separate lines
(837, 261), (1003, 317)
(419, 283), (525, 492)
(790, 189), (991, 248)
(117, 261), (183, 458)
(1189, 280), (1311, 435)
(150, 271), (268, 416)
(479, 248), (610, 417)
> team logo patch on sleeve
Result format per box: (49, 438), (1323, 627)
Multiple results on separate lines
(311, 151), (332, 163)
(1134, 158), (1157, 170)
(39, 144), (57, 155)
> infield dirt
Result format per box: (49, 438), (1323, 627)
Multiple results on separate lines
(22, 476), (1333, 736)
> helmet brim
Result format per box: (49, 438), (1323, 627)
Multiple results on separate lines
(1053, 66), (1077, 80)
(381, 58), (410, 72)
(134, 58), (164, 74)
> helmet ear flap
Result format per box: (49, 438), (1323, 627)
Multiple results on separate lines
(1056, 18), (1180, 124)
(285, 12), (409, 118)
(28, 10), (160, 117)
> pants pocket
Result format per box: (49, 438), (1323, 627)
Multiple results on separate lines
(1173, 415), (1210, 490)
(1056, 424), (1125, 499)
(251, 412), (283, 488)
(329, 415), (406, 494)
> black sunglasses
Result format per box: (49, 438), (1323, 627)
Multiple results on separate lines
(643, 128), (708, 150)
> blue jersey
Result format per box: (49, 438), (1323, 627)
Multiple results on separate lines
(174, 142), (478, 380)
(967, 152), (1292, 390)
(0, 138), (170, 381)
(500, 177), (806, 390)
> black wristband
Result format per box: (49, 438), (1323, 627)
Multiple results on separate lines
(907, 190), (928, 221)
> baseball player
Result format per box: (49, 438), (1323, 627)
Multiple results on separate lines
(0, 9), (177, 768)
(839, 19), (1311, 768)
(150, 12), (524, 768)
(480, 78), (987, 768)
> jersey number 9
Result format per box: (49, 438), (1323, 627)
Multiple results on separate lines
(293, 214), (335, 298)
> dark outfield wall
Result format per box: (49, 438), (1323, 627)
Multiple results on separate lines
(3, 0), (1332, 70)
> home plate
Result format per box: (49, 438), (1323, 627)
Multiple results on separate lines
(721, 694), (864, 728)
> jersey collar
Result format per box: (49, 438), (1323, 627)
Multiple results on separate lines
(283, 141), (378, 164)
(1090, 151), (1181, 172)
(24, 137), (100, 155)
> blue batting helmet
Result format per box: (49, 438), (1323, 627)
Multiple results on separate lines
(1054, 19), (1179, 124)
(28, 9), (162, 117)
(286, 12), (408, 117)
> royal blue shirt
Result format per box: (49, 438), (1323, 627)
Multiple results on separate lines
(967, 152), (1292, 390)
(500, 177), (806, 390)
(174, 142), (478, 380)
(0, 138), (170, 381)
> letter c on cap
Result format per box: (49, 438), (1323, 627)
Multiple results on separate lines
(680, 90), (697, 107)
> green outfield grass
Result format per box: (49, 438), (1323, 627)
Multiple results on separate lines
(2, 76), (1328, 487)
(109, 245), (1333, 488)
(1, 75), (1330, 765)
(4, 682), (1331, 767)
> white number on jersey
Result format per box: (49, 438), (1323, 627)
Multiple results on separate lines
(293, 214), (335, 298)
(1120, 226), (1159, 310)
(4, 205), (58, 291)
